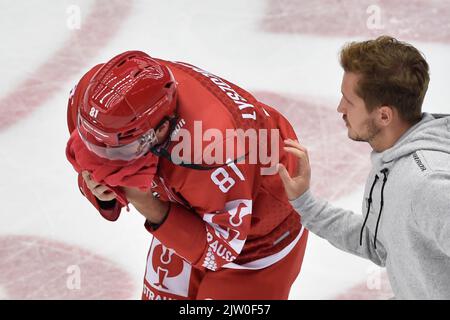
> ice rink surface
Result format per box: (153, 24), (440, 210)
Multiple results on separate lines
(0, 0), (448, 299)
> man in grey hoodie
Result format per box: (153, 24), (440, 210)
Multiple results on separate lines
(277, 36), (450, 299)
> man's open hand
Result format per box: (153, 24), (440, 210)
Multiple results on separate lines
(277, 139), (312, 201)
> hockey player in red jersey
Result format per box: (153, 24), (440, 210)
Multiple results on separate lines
(67, 51), (308, 300)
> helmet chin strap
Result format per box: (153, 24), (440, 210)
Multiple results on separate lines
(149, 145), (245, 171)
(154, 115), (178, 143)
(149, 115), (246, 170)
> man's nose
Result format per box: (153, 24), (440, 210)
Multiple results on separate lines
(337, 99), (345, 113)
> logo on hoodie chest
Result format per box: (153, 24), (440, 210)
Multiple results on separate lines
(412, 152), (427, 172)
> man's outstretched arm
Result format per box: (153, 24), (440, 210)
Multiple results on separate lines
(278, 139), (386, 266)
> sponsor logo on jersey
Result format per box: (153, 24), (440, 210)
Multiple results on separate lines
(145, 238), (192, 298)
(202, 199), (252, 270)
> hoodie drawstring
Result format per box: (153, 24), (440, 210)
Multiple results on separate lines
(359, 168), (389, 250)
(373, 168), (389, 249)
(360, 175), (379, 246)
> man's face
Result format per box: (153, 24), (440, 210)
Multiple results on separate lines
(337, 72), (381, 142)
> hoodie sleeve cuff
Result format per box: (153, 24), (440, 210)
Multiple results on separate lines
(289, 189), (323, 222)
(290, 189), (315, 210)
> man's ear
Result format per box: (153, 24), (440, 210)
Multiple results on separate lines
(378, 105), (394, 127)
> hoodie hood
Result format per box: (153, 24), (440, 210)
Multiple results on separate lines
(371, 113), (450, 167)
(365, 112), (450, 252)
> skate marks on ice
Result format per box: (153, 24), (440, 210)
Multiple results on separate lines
(335, 271), (394, 300)
(0, 235), (135, 299)
(254, 91), (371, 201)
(0, 0), (133, 132)
(262, 0), (450, 43)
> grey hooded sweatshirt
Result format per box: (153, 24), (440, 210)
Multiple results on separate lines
(291, 113), (450, 299)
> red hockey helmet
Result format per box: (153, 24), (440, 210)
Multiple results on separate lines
(67, 64), (103, 134)
(77, 51), (177, 161)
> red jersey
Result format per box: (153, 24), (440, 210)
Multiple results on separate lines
(146, 60), (305, 271)
(67, 59), (306, 273)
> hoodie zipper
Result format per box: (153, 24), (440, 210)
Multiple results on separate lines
(373, 168), (389, 249)
(360, 175), (379, 246)
(359, 168), (389, 249)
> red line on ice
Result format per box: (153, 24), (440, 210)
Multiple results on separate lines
(0, 235), (135, 299)
(0, 0), (133, 132)
(254, 91), (371, 201)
